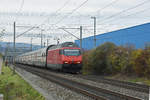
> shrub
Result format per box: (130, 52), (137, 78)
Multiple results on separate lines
(82, 42), (116, 74)
(131, 48), (150, 77)
(82, 50), (95, 74)
(108, 46), (130, 74)
(82, 42), (150, 78)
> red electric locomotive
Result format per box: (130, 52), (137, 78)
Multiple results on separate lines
(46, 42), (82, 72)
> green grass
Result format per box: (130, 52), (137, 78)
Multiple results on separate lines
(128, 77), (150, 85)
(0, 64), (45, 100)
(106, 74), (150, 86)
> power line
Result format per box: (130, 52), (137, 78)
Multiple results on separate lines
(60, 0), (119, 27)
(40, 0), (71, 26)
(15, 0), (25, 21)
(65, 0), (119, 26)
(18, 0), (25, 13)
(122, 7), (150, 18)
(16, 26), (38, 38)
(98, 0), (150, 24)
(47, 0), (118, 33)
(45, 0), (89, 32)
(19, 0), (72, 36)
(96, 0), (119, 14)
(101, 7), (150, 25)
(14, 0), (88, 40)
(54, 0), (89, 25)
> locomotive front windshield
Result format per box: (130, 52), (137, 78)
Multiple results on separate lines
(63, 49), (81, 56)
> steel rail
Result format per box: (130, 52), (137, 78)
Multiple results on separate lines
(15, 64), (142, 100)
(77, 75), (149, 93)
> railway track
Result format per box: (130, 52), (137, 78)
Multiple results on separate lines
(76, 75), (149, 93)
(14, 64), (143, 100)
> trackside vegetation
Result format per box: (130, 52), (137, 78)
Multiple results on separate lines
(0, 64), (45, 100)
(82, 42), (150, 79)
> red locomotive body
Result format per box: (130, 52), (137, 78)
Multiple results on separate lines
(47, 42), (82, 72)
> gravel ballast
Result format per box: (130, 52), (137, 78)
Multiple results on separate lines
(10, 65), (93, 100)
(48, 71), (149, 100)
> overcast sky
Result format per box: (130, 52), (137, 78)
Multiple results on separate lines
(0, 0), (150, 45)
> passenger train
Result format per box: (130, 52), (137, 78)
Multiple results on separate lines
(15, 42), (82, 73)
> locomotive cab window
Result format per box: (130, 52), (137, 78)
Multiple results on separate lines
(63, 49), (81, 56)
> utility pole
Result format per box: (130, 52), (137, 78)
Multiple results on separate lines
(91, 17), (96, 48)
(44, 42), (46, 47)
(57, 38), (60, 45)
(5, 43), (10, 64)
(13, 22), (16, 63)
(30, 38), (32, 51)
(41, 29), (44, 48)
(47, 39), (49, 46)
(13, 21), (16, 74)
(4, 43), (9, 65)
(80, 26), (82, 49)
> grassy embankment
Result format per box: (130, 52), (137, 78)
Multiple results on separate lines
(106, 74), (150, 85)
(0, 64), (45, 100)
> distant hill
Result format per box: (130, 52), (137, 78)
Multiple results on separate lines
(0, 42), (41, 56)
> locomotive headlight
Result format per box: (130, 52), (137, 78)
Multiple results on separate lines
(64, 61), (69, 64)
(77, 61), (81, 64)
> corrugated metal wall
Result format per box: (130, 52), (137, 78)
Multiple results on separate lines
(75, 23), (150, 50)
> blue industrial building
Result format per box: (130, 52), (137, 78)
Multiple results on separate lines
(75, 23), (150, 50)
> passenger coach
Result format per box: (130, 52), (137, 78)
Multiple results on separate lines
(15, 42), (82, 73)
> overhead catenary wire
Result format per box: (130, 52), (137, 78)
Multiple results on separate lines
(98, 0), (150, 24)
(46, 0), (119, 37)
(2, 0), (24, 41)
(16, 26), (38, 38)
(21, 0), (118, 40)
(15, 0), (25, 21)
(45, 0), (89, 32)
(65, 0), (119, 39)
(15, 0), (71, 38)
(61, 0), (147, 35)
(96, 0), (119, 14)
(18, 0), (25, 13)
(58, 0), (119, 26)
(102, 6), (150, 25)
(83, 2), (150, 37)
(45, 0), (150, 41)
(47, 0), (118, 41)
(9, 0), (150, 43)
(40, 0), (71, 26)
(53, 0), (89, 25)
(119, 7), (150, 18)
(61, 0), (119, 24)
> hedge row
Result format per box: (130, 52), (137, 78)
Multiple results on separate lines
(82, 42), (150, 78)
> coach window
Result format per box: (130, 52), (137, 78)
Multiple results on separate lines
(42, 53), (45, 57)
(59, 49), (63, 55)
